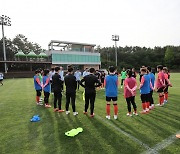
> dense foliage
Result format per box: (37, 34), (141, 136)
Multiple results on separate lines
(0, 34), (180, 71)
(0, 34), (43, 61)
(98, 46), (180, 70)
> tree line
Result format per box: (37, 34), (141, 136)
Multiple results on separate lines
(0, 34), (43, 61)
(98, 45), (180, 71)
(0, 34), (180, 71)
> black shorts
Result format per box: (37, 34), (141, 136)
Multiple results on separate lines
(106, 96), (117, 102)
(101, 78), (104, 83)
(141, 94), (149, 103)
(163, 86), (169, 93)
(36, 90), (42, 96)
(0, 79), (3, 81)
(157, 87), (164, 93)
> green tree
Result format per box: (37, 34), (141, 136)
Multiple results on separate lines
(12, 34), (43, 54)
(164, 47), (174, 68)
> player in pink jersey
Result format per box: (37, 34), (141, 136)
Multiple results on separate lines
(155, 65), (165, 106)
(124, 69), (138, 116)
(163, 67), (172, 104)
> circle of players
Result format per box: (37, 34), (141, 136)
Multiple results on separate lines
(33, 65), (172, 119)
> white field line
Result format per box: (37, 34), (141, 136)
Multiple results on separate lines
(143, 130), (180, 154)
(96, 115), (152, 151)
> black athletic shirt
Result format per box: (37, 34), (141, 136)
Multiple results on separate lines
(80, 74), (102, 93)
(52, 73), (62, 92)
(64, 73), (77, 93)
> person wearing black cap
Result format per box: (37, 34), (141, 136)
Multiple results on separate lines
(80, 67), (102, 117)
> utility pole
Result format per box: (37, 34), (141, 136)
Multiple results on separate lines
(112, 35), (119, 67)
(0, 15), (11, 73)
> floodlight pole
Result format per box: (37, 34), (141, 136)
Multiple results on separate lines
(0, 15), (11, 73)
(112, 35), (119, 67)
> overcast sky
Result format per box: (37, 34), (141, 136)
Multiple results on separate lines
(1, 0), (180, 49)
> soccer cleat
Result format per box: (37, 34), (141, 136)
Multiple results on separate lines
(45, 104), (51, 108)
(140, 110), (148, 114)
(146, 108), (150, 112)
(151, 105), (155, 109)
(36, 102), (43, 106)
(156, 104), (163, 107)
(54, 108), (59, 112)
(90, 113), (95, 117)
(83, 111), (88, 115)
(73, 112), (78, 116)
(114, 115), (118, 120)
(39, 98), (43, 102)
(66, 111), (70, 115)
(106, 115), (110, 120)
(133, 112), (138, 116)
(164, 100), (168, 104)
(58, 109), (65, 113)
(126, 113), (132, 117)
(176, 134), (180, 138)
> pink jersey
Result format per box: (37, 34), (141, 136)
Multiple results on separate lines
(156, 71), (165, 89)
(164, 73), (168, 80)
(124, 77), (137, 98)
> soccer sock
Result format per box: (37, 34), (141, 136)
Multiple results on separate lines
(106, 104), (110, 115)
(159, 95), (164, 105)
(36, 96), (40, 103)
(142, 103), (146, 110)
(113, 104), (118, 115)
(164, 92), (168, 100)
(146, 102), (150, 109)
(161, 95), (164, 104)
(159, 94), (162, 104)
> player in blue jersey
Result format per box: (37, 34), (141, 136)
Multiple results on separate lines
(43, 69), (51, 108)
(147, 66), (155, 110)
(34, 70), (43, 105)
(105, 66), (119, 120)
(139, 68), (154, 114)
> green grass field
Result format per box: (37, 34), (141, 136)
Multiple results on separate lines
(0, 73), (180, 154)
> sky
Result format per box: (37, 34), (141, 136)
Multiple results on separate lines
(1, 0), (180, 49)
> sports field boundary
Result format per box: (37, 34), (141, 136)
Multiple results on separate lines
(96, 115), (179, 154)
(143, 130), (180, 154)
(96, 115), (152, 151)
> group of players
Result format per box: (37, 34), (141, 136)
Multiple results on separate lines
(33, 64), (172, 119)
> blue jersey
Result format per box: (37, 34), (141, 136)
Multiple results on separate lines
(105, 74), (118, 97)
(148, 73), (155, 89)
(34, 75), (42, 90)
(43, 76), (50, 93)
(140, 74), (150, 94)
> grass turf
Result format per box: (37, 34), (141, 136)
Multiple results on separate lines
(0, 73), (180, 154)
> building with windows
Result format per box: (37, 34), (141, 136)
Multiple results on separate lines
(47, 40), (101, 70)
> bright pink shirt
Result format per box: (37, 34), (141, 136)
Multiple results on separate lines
(156, 71), (165, 88)
(124, 77), (137, 98)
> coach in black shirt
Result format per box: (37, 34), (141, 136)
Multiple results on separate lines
(80, 67), (102, 117)
(64, 66), (78, 116)
(52, 66), (64, 112)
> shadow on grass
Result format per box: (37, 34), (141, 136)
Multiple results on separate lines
(154, 108), (180, 121)
(148, 112), (180, 129)
(89, 116), (144, 154)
